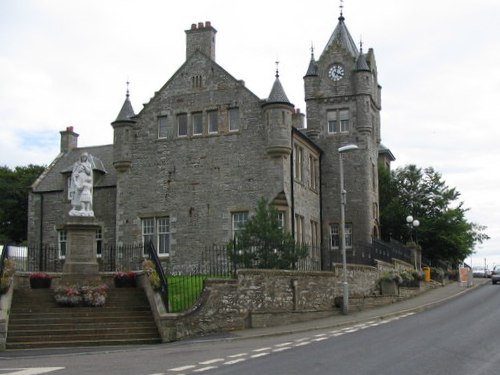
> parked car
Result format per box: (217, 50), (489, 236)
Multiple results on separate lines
(491, 267), (500, 285)
(472, 266), (487, 278)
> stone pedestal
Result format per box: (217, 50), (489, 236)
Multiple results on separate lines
(61, 216), (101, 285)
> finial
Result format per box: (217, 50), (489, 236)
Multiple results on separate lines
(126, 80), (130, 98)
(339, 0), (345, 21)
(275, 60), (280, 78)
(359, 36), (363, 53)
(310, 42), (315, 58)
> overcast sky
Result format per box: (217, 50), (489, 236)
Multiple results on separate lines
(1, 0), (499, 268)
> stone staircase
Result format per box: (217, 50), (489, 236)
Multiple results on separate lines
(7, 288), (162, 350)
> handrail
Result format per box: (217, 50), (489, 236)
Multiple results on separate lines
(0, 244), (8, 276)
(145, 241), (170, 312)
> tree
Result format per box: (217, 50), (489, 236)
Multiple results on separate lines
(379, 164), (489, 265)
(0, 164), (46, 244)
(228, 197), (308, 269)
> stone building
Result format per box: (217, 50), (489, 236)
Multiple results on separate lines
(28, 14), (392, 270)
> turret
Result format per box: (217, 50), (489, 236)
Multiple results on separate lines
(354, 44), (373, 135)
(262, 67), (294, 158)
(111, 85), (136, 172)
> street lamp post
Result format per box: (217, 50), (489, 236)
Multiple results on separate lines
(338, 144), (358, 315)
(406, 215), (420, 269)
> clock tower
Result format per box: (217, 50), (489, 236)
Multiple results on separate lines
(304, 11), (382, 263)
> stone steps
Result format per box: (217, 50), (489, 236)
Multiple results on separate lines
(7, 288), (161, 350)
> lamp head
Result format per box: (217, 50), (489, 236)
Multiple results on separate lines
(338, 144), (359, 153)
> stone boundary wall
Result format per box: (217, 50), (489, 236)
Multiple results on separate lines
(146, 265), (383, 342)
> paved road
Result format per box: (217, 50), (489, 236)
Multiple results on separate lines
(1, 279), (495, 375)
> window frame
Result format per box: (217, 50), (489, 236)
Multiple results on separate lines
(228, 108), (240, 132)
(208, 110), (218, 134)
(58, 230), (67, 259)
(142, 216), (170, 256)
(192, 112), (203, 136)
(327, 109), (350, 134)
(330, 223), (353, 249)
(158, 115), (168, 139)
(231, 211), (249, 240)
(177, 113), (188, 137)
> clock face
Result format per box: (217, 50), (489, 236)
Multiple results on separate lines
(328, 64), (345, 81)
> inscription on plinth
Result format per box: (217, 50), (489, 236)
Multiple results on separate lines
(61, 216), (101, 284)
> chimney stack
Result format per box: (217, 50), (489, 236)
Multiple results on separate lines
(185, 21), (217, 61)
(60, 126), (79, 153)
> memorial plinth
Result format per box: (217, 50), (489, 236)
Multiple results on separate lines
(61, 216), (101, 284)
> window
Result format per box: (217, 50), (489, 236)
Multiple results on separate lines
(158, 116), (168, 139)
(232, 211), (248, 239)
(311, 220), (319, 248)
(208, 110), (218, 133)
(295, 214), (305, 244)
(58, 230), (67, 259)
(96, 228), (102, 257)
(229, 108), (240, 131)
(330, 223), (353, 249)
(309, 155), (318, 190)
(142, 217), (170, 256)
(193, 112), (203, 135)
(177, 113), (188, 137)
(294, 144), (303, 182)
(192, 75), (202, 88)
(327, 109), (350, 134)
(276, 211), (285, 230)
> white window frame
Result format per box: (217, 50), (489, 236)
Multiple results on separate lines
(232, 211), (248, 240)
(295, 214), (305, 244)
(58, 230), (67, 259)
(142, 217), (170, 256)
(158, 115), (168, 139)
(327, 109), (350, 134)
(208, 110), (218, 133)
(330, 223), (353, 249)
(192, 112), (203, 135)
(309, 154), (318, 190)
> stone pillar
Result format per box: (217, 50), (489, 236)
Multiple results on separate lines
(61, 216), (101, 284)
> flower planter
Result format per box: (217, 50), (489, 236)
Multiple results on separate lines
(30, 278), (52, 289)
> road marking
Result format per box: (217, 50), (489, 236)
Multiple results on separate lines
(223, 358), (247, 365)
(273, 346), (292, 352)
(227, 352), (247, 358)
(250, 352), (269, 358)
(168, 365), (196, 372)
(198, 359), (224, 365)
(294, 341), (312, 347)
(0, 369), (65, 375)
(193, 366), (217, 372)
(275, 341), (294, 347)
(253, 347), (272, 352)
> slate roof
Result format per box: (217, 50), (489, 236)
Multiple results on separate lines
(32, 144), (116, 193)
(265, 73), (293, 106)
(323, 15), (359, 58)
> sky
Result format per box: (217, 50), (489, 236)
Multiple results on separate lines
(1, 0), (499, 269)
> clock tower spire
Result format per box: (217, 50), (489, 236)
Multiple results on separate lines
(304, 8), (383, 258)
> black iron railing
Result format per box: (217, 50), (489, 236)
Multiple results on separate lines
(145, 241), (170, 312)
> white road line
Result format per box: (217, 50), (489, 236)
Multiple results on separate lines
(199, 359), (224, 365)
(193, 366), (218, 372)
(0, 369), (65, 375)
(227, 352), (248, 358)
(250, 352), (270, 358)
(294, 341), (312, 347)
(253, 347), (272, 352)
(312, 337), (328, 342)
(168, 365), (196, 372)
(273, 346), (292, 352)
(275, 341), (294, 347)
(224, 358), (247, 365)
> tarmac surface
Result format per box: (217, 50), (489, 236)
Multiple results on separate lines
(230, 277), (490, 340)
(1, 277), (490, 359)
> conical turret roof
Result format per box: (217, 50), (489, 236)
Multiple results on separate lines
(322, 15), (358, 58)
(266, 70), (292, 106)
(114, 87), (135, 122)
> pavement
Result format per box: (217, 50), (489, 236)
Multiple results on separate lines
(0, 278), (490, 358)
(230, 277), (491, 340)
